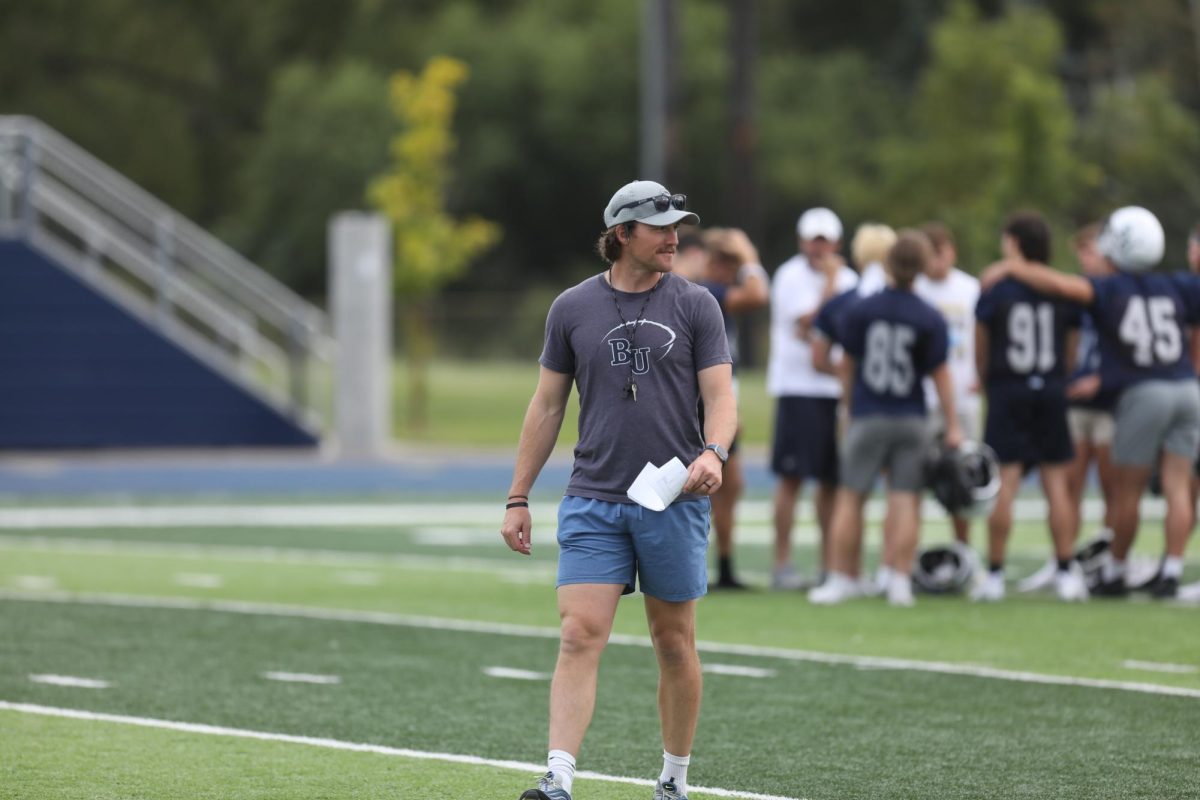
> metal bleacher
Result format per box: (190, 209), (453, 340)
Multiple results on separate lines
(0, 115), (335, 446)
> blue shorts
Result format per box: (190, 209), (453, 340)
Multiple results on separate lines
(984, 381), (1074, 466)
(771, 396), (839, 482)
(556, 495), (711, 602)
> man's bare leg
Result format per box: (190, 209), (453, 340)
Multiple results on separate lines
(644, 596), (702, 769)
(547, 584), (625, 755)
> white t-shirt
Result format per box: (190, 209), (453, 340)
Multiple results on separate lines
(915, 268), (980, 411)
(857, 261), (888, 297)
(767, 254), (859, 397)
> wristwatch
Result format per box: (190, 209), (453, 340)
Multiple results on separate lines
(704, 443), (729, 465)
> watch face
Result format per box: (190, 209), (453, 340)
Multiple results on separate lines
(708, 444), (728, 462)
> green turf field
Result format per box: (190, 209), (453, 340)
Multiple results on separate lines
(1, 502), (1197, 799)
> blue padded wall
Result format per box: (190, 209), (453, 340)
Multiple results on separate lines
(0, 240), (317, 448)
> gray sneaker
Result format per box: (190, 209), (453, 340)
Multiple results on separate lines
(519, 771), (571, 800)
(654, 779), (688, 800)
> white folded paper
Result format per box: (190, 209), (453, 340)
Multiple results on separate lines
(627, 457), (689, 511)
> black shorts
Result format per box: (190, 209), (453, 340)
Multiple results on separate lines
(984, 381), (1074, 466)
(771, 396), (839, 482)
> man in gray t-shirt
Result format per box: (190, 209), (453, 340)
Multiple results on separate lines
(501, 180), (735, 800)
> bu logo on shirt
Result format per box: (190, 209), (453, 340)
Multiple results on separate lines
(602, 319), (678, 377)
(609, 338), (651, 374)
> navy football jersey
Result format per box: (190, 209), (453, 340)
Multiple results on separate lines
(975, 278), (1081, 387)
(1088, 272), (1200, 393)
(1067, 313), (1115, 410)
(841, 288), (949, 417)
(812, 288), (859, 345)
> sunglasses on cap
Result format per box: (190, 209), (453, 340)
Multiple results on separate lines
(611, 193), (687, 219)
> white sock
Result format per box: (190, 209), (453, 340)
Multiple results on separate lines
(1101, 554), (1126, 583)
(1162, 556), (1184, 580)
(548, 749), (576, 793)
(875, 565), (894, 587)
(660, 751), (690, 793)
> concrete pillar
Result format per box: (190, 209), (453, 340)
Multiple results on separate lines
(329, 212), (392, 458)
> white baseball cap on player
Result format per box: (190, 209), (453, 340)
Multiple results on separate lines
(796, 207), (843, 241)
(604, 180), (700, 229)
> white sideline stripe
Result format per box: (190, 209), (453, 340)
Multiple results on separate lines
(0, 497), (1156, 529)
(0, 535), (559, 580)
(28, 674), (110, 689)
(261, 671), (342, 685)
(333, 571), (382, 586)
(0, 702), (804, 800)
(483, 666), (551, 681)
(13, 575), (57, 590)
(1121, 660), (1199, 675)
(3, 589), (1198, 700)
(173, 573), (223, 589)
(703, 664), (776, 679)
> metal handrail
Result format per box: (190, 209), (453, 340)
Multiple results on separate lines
(0, 115), (333, 430)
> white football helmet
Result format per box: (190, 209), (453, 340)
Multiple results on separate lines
(1097, 206), (1164, 273)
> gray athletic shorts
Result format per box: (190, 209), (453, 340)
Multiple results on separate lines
(1113, 380), (1200, 467)
(840, 415), (930, 494)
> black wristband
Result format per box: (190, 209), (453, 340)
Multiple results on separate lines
(505, 501), (529, 509)
(507, 494), (528, 500)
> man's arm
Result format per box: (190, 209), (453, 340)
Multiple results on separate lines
(811, 334), (838, 376)
(980, 260), (1095, 305)
(974, 321), (989, 388)
(931, 363), (963, 449)
(723, 263), (770, 314)
(685, 362), (737, 494)
(501, 367), (573, 555)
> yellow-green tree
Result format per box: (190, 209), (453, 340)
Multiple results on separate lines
(369, 56), (501, 433)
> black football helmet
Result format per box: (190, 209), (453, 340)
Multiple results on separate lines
(912, 544), (977, 594)
(924, 439), (1001, 518)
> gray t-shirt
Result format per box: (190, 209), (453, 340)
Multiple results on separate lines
(540, 272), (731, 503)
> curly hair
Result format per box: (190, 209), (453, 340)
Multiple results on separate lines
(596, 223), (633, 264)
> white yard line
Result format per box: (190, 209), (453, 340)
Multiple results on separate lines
(0, 702), (803, 800)
(172, 573), (223, 589)
(0, 535), (559, 579)
(703, 664), (777, 679)
(0, 498), (1156, 530)
(1121, 660), (1199, 675)
(28, 674), (110, 689)
(2, 589), (1197, 700)
(261, 672), (342, 685)
(483, 666), (551, 681)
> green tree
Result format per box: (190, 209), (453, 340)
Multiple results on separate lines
(218, 61), (394, 297)
(369, 56), (501, 433)
(877, 2), (1096, 269)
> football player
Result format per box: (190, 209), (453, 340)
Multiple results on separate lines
(973, 212), (1086, 602)
(915, 222), (982, 571)
(809, 230), (962, 607)
(981, 207), (1199, 598)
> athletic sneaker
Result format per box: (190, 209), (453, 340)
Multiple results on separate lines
(1150, 576), (1179, 599)
(1054, 567), (1089, 602)
(1090, 576), (1129, 598)
(655, 779), (688, 800)
(886, 575), (915, 608)
(970, 572), (1005, 602)
(520, 772), (571, 800)
(771, 564), (809, 591)
(808, 572), (861, 605)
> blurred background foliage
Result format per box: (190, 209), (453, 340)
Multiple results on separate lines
(3, 0), (1199, 363)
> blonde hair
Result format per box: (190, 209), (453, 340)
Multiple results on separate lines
(851, 223), (897, 269)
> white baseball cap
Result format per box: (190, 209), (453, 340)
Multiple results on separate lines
(797, 207), (843, 241)
(604, 180), (700, 228)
